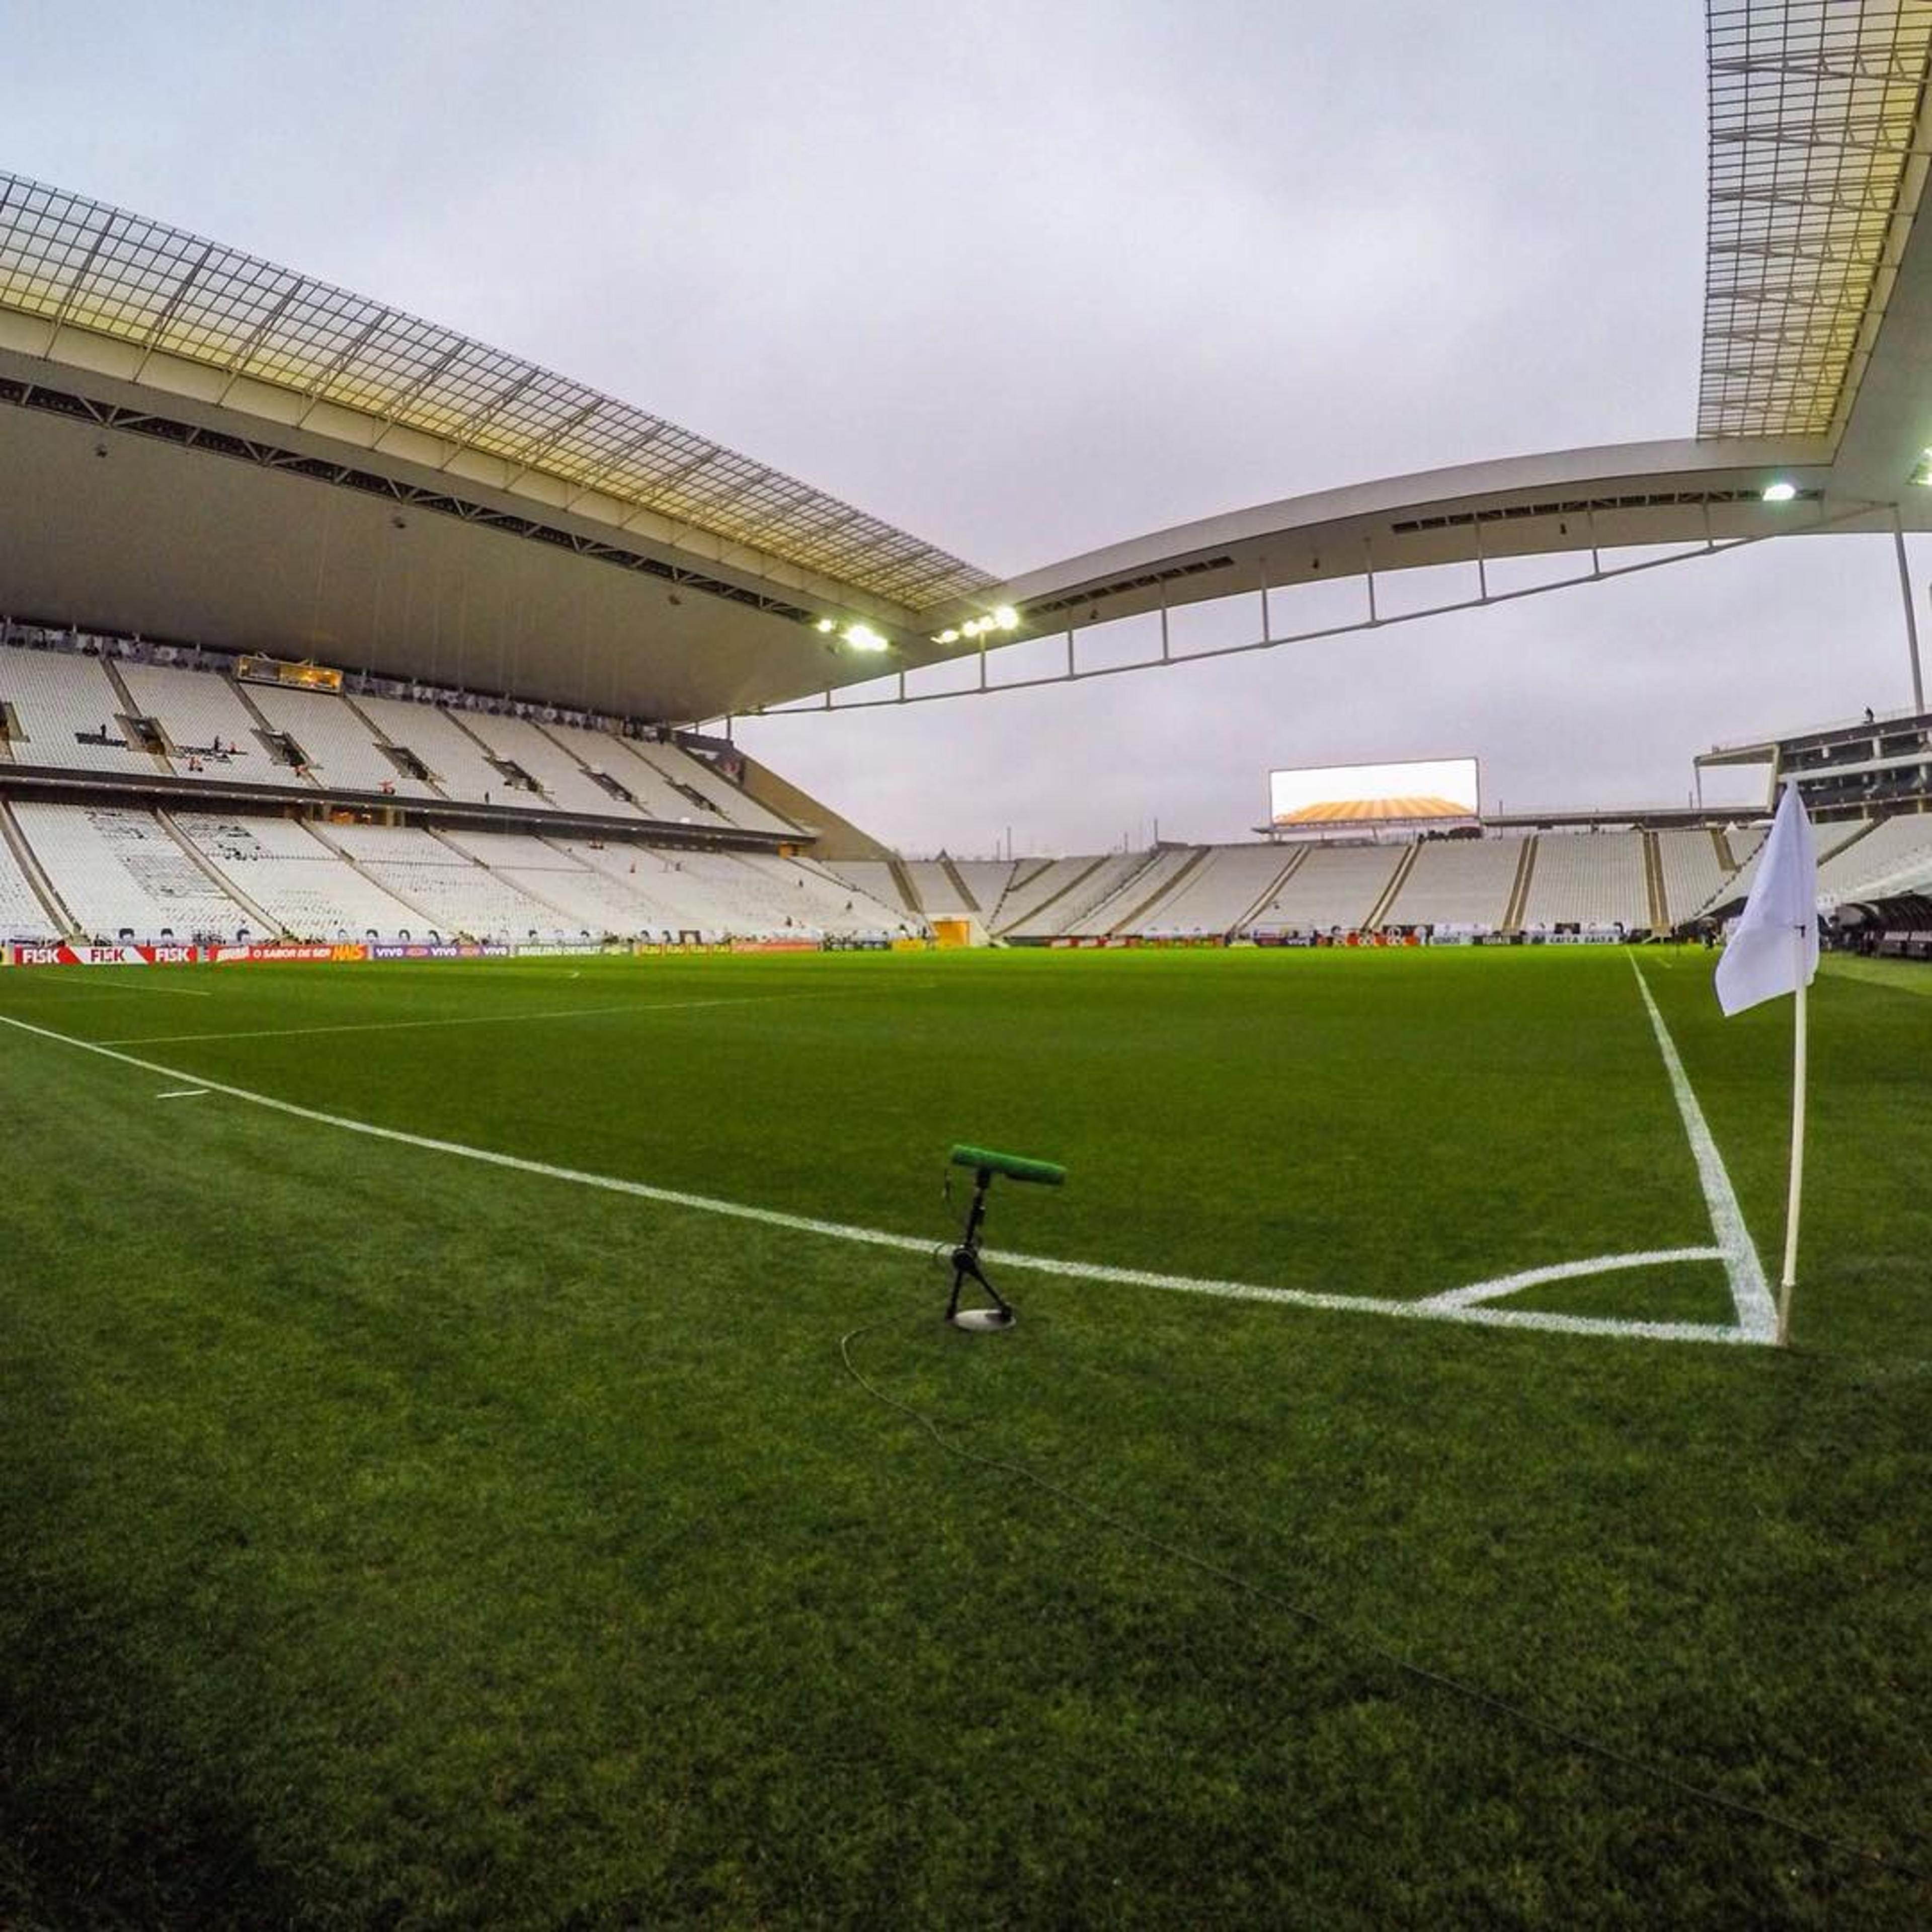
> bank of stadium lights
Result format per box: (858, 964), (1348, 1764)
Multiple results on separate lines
(932, 606), (1020, 645)
(1761, 480), (1799, 503)
(814, 616), (892, 652)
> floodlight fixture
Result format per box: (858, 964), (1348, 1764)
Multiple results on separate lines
(815, 617), (836, 632)
(993, 605), (1019, 630)
(934, 628), (960, 644)
(843, 622), (890, 652)
(1909, 449), (1932, 488)
(1761, 480), (1798, 503)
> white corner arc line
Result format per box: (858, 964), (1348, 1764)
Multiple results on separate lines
(1628, 957), (1778, 1342)
(1418, 1246), (1725, 1310)
(0, 1011), (1755, 1348)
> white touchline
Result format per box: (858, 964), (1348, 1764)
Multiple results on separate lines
(0, 1009), (1761, 1348)
(1628, 957), (1779, 1342)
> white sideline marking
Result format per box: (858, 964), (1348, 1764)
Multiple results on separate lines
(0, 1009), (1759, 1348)
(154, 1088), (208, 1100)
(1628, 958), (1778, 1342)
(101, 990), (833, 1047)
(9, 975), (212, 998)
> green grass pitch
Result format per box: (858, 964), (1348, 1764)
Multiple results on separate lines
(0, 946), (1926, 1926)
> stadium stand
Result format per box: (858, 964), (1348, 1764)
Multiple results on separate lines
(948, 859), (1017, 919)
(242, 682), (438, 797)
(904, 859), (974, 917)
(171, 811), (432, 939)
(1655, 829), (1732, 926)
(306, 822), (578, 939)
(346, 694), (522, 806)
(605, 734), (797, 835)
(1118, 843), (1293, 935)
(1248, 843), (1403, 931)
(1380, 836), (1524, 930)
(451, 710), (643, 816)
(117, 658), (271, 777)
(1815, 814), (1932, 905)
(1518, 832), (1649, 930)
(0, 814), (59, 940)
(1065, 847), (1204, 936)
(11, 801), (254, 940)
(992, 855), (1116, 934)
(0, 645), (153, 775)
(826, 859), (917, 921)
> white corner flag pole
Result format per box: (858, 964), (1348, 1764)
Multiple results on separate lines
(1714, 782), (1819, 1347)
(1777, 920), (1808, 1347)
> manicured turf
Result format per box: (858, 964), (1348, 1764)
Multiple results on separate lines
(0, 946), (1926, 1926)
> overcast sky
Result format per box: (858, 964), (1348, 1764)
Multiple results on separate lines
(6, 2), (1921, 852)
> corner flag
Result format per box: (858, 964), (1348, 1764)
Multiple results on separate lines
(1714, 783), (1818, 1016)
(1714, 781), (1818, 1344)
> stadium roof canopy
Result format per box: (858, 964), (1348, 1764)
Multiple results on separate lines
(2, 1), (1931, 722)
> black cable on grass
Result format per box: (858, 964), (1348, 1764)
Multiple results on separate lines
(839, 1306), (1929, 1889)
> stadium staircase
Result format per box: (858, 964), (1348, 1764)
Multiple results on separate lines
(155, 810), (279, 932)
(425, 825), (584, 926)
(1502, 837), (1538, 932)
(98, 658), (176, 778)
(304, 820), (444, 925)
(938, 853), (979, 911)
(1108, 846), (1210, 934)
(1003, 853), (1124, 935)
(0, 798), (75, 935)
(886, 853), (925, 920)
(344, 692), (456, 802)
(1642, 832), (1667, 930)
(1364, 843), (1419, 928)
(224, 676), (320, 787)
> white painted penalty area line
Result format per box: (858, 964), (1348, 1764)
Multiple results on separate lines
(0, 1010), (1756, 1349)
(1628, 957), (1778, 1343)
(154, 1088), (208, 1100)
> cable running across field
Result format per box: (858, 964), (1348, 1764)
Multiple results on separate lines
(838, 1306), (1928, 1887)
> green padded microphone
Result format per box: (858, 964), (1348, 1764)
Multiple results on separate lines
(949, 1144), (1067, 1187)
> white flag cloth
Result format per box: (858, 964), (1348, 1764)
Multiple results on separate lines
(1715, 784), (1819, 1016)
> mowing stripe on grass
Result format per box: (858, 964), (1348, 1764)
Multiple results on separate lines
(1628, 958), (1778, 1343)
(0, 1010), (1760, 1347)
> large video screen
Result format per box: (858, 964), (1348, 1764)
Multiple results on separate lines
(1269, 756), (1480, 827)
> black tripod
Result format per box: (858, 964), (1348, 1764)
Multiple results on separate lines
(945, 1163), (1015, 1327)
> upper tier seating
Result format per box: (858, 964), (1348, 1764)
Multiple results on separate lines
(118, 659), (271, 778)
(1249, 844), (1403, 930)
(1519, 832), (1649, 930)
(454, 711), (642, 817)
(1382, 837), (1524, 930)
(0, 645), (152, 775)
(601, 734), (795, 834)
(346, 695), (523, 806)
(243, 682), (438, 797)
(11, 801), (255, 940)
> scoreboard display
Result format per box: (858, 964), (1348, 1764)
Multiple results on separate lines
(235, 653), (343, 693)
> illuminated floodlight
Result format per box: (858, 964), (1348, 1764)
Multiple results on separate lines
(1909, 449), (1932, 488)
(934, 628), (960, 643)
(961, 617), (984, 637)
(843, 622), (889, 652)
(1761, 480), (1798, 503)
(993, 605), (1019, 630)
(815, 617), (836, 632)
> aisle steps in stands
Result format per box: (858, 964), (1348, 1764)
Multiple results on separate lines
(0, 797), (72, 935)
(99, 658), (177, 778)
(1106, 847), (1210, 935)
(1364, 843), (1419, 928)
(155, 810), (279, 932)
(1641, 832), (1667, 930)
(938, 853), (979, 912)
(1502, 839), (1537, 932)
